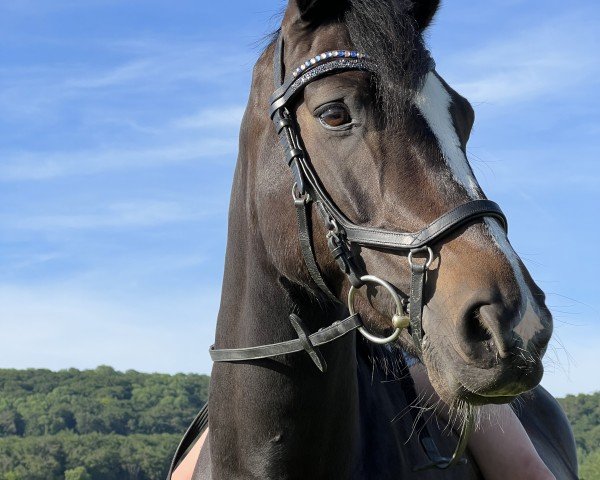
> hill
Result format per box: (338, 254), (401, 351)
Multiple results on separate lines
(0, 367), (209, 480)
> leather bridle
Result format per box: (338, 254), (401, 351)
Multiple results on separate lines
(207, 34), (509, 471)
(265, 33), (507, 351)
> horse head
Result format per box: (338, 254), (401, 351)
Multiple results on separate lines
(248, 0), (552, 407)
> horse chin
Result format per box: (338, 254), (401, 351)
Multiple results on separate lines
(422, 337), (545, 407)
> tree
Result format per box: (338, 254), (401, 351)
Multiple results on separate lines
(580, 450), (600, 480)
(64, 466), (92, 480)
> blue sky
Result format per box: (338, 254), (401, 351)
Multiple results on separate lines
(0, 0), (598, 397)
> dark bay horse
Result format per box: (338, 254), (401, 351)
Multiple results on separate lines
(184, 0), (578, 478)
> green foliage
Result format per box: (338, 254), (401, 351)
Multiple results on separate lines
(0, 367), (209, 480)
(558, 391), (600, 478)
(0, 433), (181, 480)
(559, 392), (600, 456)
(64, 466), (92, 480)
(580, 449), (600, 480)
(0, 366), (209, 436)
(1, 367), (594, 479)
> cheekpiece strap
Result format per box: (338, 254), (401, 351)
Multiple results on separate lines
(409, 263), (426, 354)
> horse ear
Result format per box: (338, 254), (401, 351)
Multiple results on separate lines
(410, 0), (440, 31)
(294, 0), (347, 23)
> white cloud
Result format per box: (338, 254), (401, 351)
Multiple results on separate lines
(0, 0), (124, 14)
(0, 38), (251, 125)
(0, 138), (237, 181)
(437, 11), (599, 105)
(5, 252), (64, 270)
(173, 106), (246, 129)
(0, 283), (218, 374)
(0, 38), (248, 182)
(63, 60), (157, 90)
(3, 200), (206, 231)
(470, 146), (600, 193)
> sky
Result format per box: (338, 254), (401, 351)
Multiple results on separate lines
(0, 0), (598, 398)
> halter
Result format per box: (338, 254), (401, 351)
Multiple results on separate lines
(207, 34), (508, 471)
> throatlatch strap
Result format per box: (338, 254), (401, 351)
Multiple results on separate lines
(295, 196), (339, 303)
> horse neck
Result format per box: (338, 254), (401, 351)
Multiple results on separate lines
(208, 160), (362, 477)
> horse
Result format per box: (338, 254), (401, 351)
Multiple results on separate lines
(172, 1), (579, 478)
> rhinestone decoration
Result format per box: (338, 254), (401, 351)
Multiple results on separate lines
(292, 50), (369, 77)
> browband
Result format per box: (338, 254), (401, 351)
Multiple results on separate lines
(270, 56), (375, 116)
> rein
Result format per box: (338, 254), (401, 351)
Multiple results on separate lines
(200, 35), (508, 473)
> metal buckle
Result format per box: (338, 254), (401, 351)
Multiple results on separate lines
(348, 275), (410, 345)
(408, 246), (434, 270)
(292, 182), (310, 203)
(326, 217), (340, 235)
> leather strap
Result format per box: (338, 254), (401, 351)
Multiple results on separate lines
(297, 155), (507, 250)
(269, 58), (375, 116)
(289, 314), (327, 372)
(342, 199), (507, 250)
(210, 313), (362, 363)
(413, 405), (475, 471)
(409, 263), (426, 354)
(294, 195), (339, 303)
(273, 34), (285, 88)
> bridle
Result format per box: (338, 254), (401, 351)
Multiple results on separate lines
(208, 34), (508, 470)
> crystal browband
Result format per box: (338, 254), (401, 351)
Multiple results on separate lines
(292, 50), (369, 77)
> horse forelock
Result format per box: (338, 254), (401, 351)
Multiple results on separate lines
(344, 0), (432, 124)
(260, 0), (431, 124)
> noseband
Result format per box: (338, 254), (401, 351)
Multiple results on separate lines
(209, 34), (508, 471)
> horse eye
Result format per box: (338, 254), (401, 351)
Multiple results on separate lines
(319, 105), (352, 128)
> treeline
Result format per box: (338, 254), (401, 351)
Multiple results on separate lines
(0, 366), (208, 437)
(0, 368), (598, 479)
(558, 392), (600, 479)
(0, 367), (209, 480)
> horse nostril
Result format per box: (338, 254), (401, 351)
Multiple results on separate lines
(454, 305), (496, 364)
(456, 302), (518, 363)
(464, 306), (493, 345)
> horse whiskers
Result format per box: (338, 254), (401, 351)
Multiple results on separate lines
(392, 389), (436, 425)
(395, 388), (441, 445)
(514, 346), (537, 365)
(406, 398), (442, 444)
